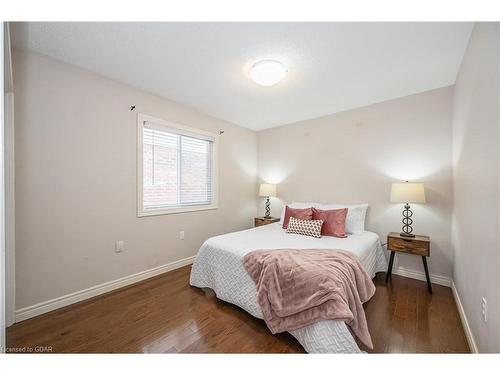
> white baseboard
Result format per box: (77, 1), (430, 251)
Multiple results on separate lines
(392, 266), (451, 287)
(451, 281), (478, 353)
(15, 255), (195, 323)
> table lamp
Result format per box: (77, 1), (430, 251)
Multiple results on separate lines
(259, 183), (277, 218)
(390, 181), (426, 237)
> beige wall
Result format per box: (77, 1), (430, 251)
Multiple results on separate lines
(258, 87), (454, 280)
(452, 23), (500, 353)
(13, 50), (258, 309)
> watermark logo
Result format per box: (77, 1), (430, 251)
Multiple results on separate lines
(3, 346), (53, 353)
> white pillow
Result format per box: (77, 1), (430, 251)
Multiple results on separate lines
(315, 203), (369, 234)
(279, 202), (319, 225)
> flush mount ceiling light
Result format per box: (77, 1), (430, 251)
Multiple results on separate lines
(249, 60), (287, 86)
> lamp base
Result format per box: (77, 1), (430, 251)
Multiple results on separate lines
(400, 203), (415, 238)
(264, 196), (271, 218)
(400, 232), (415, 238)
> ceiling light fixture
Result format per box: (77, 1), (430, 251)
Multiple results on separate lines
(249, 60), (287, 86)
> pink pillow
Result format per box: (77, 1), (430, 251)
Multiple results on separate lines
(312, 207), (348, 237)
(282, 206), (313, 229)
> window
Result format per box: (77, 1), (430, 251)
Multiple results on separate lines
(137, 114), (218, 216)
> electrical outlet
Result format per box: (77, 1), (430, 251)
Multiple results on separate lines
(179, 231), (185, 240)
(481, 297), (487, 322)
(115, 240), (125, 253)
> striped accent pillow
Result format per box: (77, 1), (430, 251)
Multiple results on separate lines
(286, 216), (324, 238)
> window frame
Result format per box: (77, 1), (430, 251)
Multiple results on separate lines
(137, 113), (219, 217)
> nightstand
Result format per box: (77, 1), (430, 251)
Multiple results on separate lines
(254, 217), (280, 227)
(385, 232), (432, 293)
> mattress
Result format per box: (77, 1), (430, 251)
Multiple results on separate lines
(189, 222), (388, 353)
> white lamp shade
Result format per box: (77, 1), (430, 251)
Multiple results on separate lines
(390, 182), (426, 204)
(259, 183), (277, 197)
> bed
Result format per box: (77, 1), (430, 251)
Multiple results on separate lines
(189, 222), (388, 353)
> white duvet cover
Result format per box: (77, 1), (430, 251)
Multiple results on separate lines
(189, 223), (387, 353)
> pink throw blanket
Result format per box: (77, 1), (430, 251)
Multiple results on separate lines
(243, 249), (376, 349)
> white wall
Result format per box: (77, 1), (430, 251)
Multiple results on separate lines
(4, 91), (14, 327)
(1, 21), (6, 352)
(258, 87), (454, 281)
(13, 50), (258, 310)
(452, 23), (500, 353)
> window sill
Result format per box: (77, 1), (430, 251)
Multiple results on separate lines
(137, 204), (218, 217)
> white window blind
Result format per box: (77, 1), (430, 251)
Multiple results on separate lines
(139, 118), (216, 215)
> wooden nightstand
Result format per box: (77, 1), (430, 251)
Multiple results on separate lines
(385, 232), (432, 293)
(254, 217), (280, 227)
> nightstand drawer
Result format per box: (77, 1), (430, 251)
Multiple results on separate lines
(254, 217), (279, 227)
(386, 232), (432, 293)
(388, 236), (429, 256)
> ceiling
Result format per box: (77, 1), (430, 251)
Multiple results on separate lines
(11, 22), (473, 131)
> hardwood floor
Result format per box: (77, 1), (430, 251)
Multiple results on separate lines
(6, 266), (470, 353)
(361, 274), (469, 353)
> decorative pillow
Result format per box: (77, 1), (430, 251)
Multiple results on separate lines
(286, 216), (324, 238)
(282, 206), (313, 229)
(312, 207), (348, 238)
(279, 202), (318, 225)
(315, 203), (368, 234)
